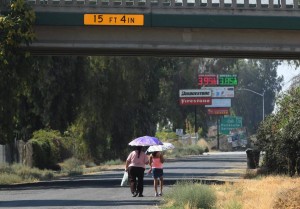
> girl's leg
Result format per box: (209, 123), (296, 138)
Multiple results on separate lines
(159, 176), (163, 194)
(154, 178), (158, 195)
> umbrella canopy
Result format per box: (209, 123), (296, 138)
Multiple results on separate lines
(128, 136), (163, 146)
(146, 142), (175, 153)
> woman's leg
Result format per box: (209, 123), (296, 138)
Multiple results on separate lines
(136, 167), (145, 196)
(128, 167), (137, 196)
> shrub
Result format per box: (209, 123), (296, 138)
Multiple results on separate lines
(172, 145), (205, 157)
(0, 163), (54, 185)
(60, 158), (83, 176)
(256, 87), (300, 176)
(155, 131), (177, 141)
(162, 181), (216, 209)
(103, 159), (123, 166)
(29, 129), (72, 169)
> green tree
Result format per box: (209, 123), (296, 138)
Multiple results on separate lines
(233, 59), (282, 134)
(0, 0), (35, 144)
(256, 87), (300, 176)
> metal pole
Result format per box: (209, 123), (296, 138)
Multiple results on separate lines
(194, 105), (197, 133)
(217, 116), (220, 150)
(262, 92), (265, 121)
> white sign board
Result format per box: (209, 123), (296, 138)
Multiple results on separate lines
(205, 99), (231, 107)
(201, 86), (235, 98)
(179, 89), (211, 98)
(176, 129), (183, 136)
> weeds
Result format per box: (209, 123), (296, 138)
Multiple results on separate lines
(0, 163), (54, 185)
(161, 181), (216, 209)
(60, 158), (83, 176)
(103, 159), (123, 166)
(212, 176), (300, 209)
(168, 145), (205, 158)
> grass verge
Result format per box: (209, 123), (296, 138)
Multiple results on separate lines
(212, 176), (300, 209)
(161, 180), (217, 209)
(0, 163), (54, 185)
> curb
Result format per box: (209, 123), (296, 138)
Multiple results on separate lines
(0, 177), (232, 190)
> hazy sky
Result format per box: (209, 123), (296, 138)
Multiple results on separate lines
(277, 61), (300, 92)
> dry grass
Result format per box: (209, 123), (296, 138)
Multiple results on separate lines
(213, 176), (300, 209)
(197, 138), (210, 151)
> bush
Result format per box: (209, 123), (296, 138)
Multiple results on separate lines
(155, 131), (177, 141)
(103, 159), (123, 165)
(162, 181), (216, 209)
(256, 87), (300, 176)
(29, 129), (72, 169)
(171, 145), (205, 157)
(60, 158), (83, 176)
(0, 163), (54, 185)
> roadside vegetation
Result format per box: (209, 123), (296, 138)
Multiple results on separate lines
(161, 176), (300, 209)
(0, 163), (54, 185)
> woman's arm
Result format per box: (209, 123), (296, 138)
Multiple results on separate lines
(125, 160), (130, 171)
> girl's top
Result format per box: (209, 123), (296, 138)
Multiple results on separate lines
(151, 157), (163, 169)
(127, 150), (149, 168)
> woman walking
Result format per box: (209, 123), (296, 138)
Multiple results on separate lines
(125, 146), (149, 197)
(149, 151), (164, 197)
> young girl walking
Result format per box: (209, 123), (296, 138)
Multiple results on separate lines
(149, 151), (164, 197)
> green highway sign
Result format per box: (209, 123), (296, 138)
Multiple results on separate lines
(220, 116), (242, 134)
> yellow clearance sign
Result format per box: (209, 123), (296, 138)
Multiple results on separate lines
(84, 14), (144, 26)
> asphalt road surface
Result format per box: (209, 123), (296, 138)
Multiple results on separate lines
(0, 151), (247, 209)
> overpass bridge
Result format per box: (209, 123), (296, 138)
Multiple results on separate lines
(1, 0), (300, 58)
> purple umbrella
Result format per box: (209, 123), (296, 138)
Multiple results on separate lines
(128, 136), (163, 146)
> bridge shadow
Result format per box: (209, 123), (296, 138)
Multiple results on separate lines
(167, 157), (246, 163)
(0, 199), (159, 207)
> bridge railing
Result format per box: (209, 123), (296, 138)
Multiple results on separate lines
(0, 0), (299, 9)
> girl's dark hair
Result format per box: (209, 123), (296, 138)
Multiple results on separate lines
(136, 146), (142, 158)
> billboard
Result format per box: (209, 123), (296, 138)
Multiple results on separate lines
(198, 74), (238, 86)
(201, 86), (234, 98)
(219, 74), (238, 86)
(207, 108), (230, 115)
(179, 98), (212, 106)
(198, 75), (218, 86)
(179, 89), (212, 98)
(205, 99), (231, 108)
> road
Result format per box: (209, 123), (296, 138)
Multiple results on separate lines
(0, 151), (247, 209)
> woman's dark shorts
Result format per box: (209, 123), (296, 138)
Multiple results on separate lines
(152, 168), (163, 179)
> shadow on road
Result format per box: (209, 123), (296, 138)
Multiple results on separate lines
(0, 199), (159, 207)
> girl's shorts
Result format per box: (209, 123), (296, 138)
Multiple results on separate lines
(152, 168), (163, 179)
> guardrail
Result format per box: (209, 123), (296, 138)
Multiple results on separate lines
(1, 0), (299, 9)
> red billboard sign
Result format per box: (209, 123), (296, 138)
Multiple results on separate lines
(180, 98), (212, 106)
(198, 75), (218, 86)
(207, 108), (230, 115)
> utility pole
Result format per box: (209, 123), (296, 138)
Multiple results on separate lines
(217, 116), (220, 150)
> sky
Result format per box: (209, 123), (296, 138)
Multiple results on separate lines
(277, 61), (300, 92)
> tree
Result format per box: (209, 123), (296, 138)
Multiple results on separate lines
(233, 59), (283, 134)
(0, 0), (35, 144)
(256, 87), (300, 176)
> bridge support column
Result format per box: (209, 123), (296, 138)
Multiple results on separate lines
(207, 0), (212, 8)
(294, 0), (298, 8)
(232, 0), (236, 8)
(281, 0), (286, 8)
